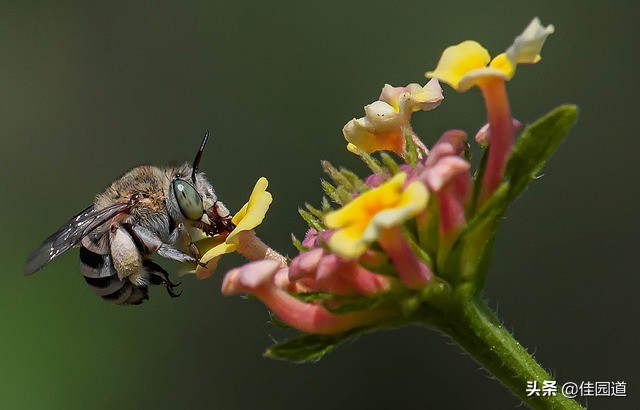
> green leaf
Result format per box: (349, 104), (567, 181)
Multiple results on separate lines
(437, 105), (578, 287)
(265, 333), (342, 363)
(265, 328), (372, 363)
(506, 105), (578, 201)
(463, 183), (509, 236)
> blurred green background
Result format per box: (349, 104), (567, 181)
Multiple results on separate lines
(1, 1), (638, 409)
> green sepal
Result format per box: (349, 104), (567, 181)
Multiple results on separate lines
(505, 105), (578, 202)
(320, 197), (333, 212)
(417, 144), (428, 160)
(400, 225), (434, 269)
(463, 141), (471, 162)
(440, 183), (509, 283)
(463, 183), (509, 236)
(471, 145), (490, 216)
(322, 295), (384, 314)
(420, 275), (452, 311)
(399, 295), (422, 316)
(268, 311), (294, 329)
(418, 198), (440, 260)
(298, 208), (324, 231)
(321, 160), (353, 190)
(305, 202), (325, 219)
(354, 147), (386, 174)
(339, 168), (368, 193)
(335, 186), (354, 205)
(404, 130), (419, 166)
(291, 234), (308, 252)
(380, 153), (401, 175)
(358, 254), (396, 277)
(321, 180), (341, 204)
(290, 292), (333, 302)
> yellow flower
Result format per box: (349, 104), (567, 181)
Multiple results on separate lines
(343, 80), (443, 155)
(324, 172), (429, 259)
(426, 17), (554, 92)
(379, 79), (443, 114)
(194, 177), (272, 278)
(343, 100), (405, 154)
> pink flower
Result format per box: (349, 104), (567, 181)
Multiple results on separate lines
(420, 130), (472, 248)
(290, 249), (392, 296)
(222, 260), (399, 334)
(475, 119), (523, 146)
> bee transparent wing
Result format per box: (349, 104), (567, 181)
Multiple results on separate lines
(24, 202), (132, 275)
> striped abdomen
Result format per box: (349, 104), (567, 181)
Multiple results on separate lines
(79, 245), (149, 305)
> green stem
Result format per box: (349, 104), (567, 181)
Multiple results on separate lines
(422, 294), (584, 409)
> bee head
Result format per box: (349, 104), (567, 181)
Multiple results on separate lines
(167, 131), (234, 235)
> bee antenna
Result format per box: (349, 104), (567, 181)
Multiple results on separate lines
(192, 130), (209, 182)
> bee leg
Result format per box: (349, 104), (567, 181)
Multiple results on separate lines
(149, 271), (182, 298)
(168, 223), (189, 246)
(143, 260), (180, 287)
(129, 224), (206, 268)
(168, 223), (201, 260)
(110, 225), (144, 281)
(157, 244), (207, 268)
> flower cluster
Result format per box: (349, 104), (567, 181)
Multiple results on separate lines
(199, 18), (557, 338)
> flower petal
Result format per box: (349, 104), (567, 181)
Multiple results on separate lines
(195, 255), (221, 279)
(488, 53), (516, 79)
(400, 79), (444, 113)
(222, 260), (398, 334)
(379, 84), (406, 111)
(227, 177), (272, 244)
(362, 181), (429, 241)
(363, 101), (402, 130)
(325, 173), (429, 259)
(342, 110), (404, 154)
(457, 66), (510, 92)
(193, 177), (272, 278)
(222, 259), (281, 294)
(426, 40), (491, 91)
(506, 17), (555, 65)
(474, 118), (522, 146)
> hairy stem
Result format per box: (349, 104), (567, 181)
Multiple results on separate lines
(236, 230), (287, 267)
(422, 292), (584, 409)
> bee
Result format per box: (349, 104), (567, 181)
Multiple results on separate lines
(24, 132), (234, 305)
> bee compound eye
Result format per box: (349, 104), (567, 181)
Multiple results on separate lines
(172, 179), (204, 221)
